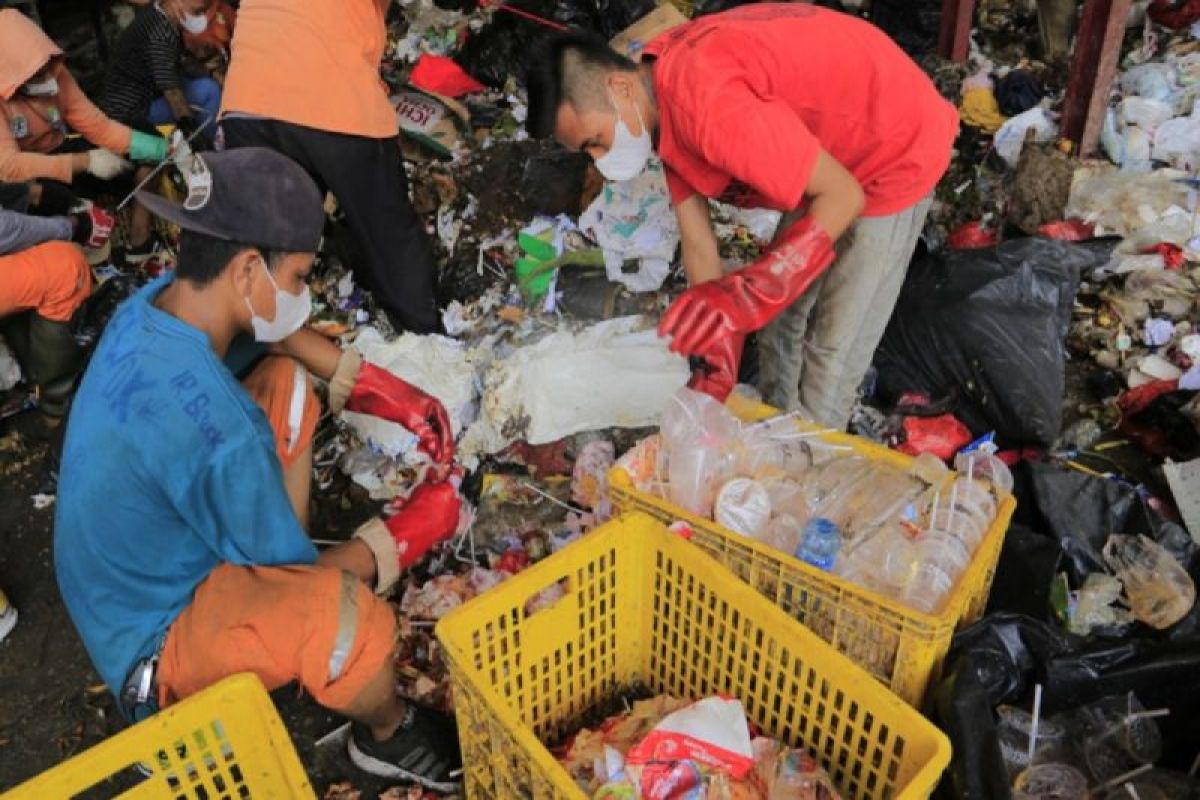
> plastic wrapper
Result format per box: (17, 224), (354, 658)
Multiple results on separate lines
(661, 389), (740, 516)
(874, 239), (1111, 448)
(1103, 534), (1196, 630)
(994, 107), (1058, 168)
(1068, 573), (1134, 636)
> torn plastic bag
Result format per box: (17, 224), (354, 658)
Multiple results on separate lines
(873, 239), (1112, 448)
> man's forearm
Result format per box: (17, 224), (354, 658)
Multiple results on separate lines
(273, 327), (343, 381)
(0, 208), (72, 256)
(316, 538), (377, 586)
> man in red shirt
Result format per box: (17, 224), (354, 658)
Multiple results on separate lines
(527, 5), (958, 427)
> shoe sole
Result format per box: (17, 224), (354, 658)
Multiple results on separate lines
(346, 736), (462, 793)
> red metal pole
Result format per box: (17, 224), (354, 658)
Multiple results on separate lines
(1061, 0), (1132, 156)
(938, 0), (977, 62)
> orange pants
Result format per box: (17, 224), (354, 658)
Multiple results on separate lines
(156, 356), (396, 711)
(0, 240), (92, 322)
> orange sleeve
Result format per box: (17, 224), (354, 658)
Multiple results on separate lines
(56, 68), (133, 155)
(0, 109), (73, 183)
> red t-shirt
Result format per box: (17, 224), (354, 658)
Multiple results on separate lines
(644, 4), (959, 217)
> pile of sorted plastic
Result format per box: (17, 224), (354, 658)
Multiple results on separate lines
(556, 696), (841, 799)
(616, 389), (1013, 614)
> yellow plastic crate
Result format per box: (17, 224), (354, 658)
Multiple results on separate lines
(436, 512), (951, 800)
(608, 395), (1016, 707)
(3, 673), (314, 799)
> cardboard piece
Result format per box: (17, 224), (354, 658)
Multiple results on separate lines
(1164, 457), (1200, 543)
(610, 4), (689, 61)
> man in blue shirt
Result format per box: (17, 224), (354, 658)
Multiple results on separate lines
(55, 148), (464, 791)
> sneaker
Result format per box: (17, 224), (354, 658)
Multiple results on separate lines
(347, 703), (462, 792)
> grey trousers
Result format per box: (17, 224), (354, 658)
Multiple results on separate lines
(758, 196), (932, 428)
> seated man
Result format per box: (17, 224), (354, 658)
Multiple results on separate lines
(0, 10), (166, 187)
(0, 180), (111, 418)
(100, 0), (221, 261)
(54, 148), (463, 791)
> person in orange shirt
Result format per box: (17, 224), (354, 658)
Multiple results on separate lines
(0, 10), (168, 186)
(218, 0), (440, 334)
(0, 180), (113, 418)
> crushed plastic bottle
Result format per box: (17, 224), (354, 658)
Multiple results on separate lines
(795, 517), (841, 571)
(1102, 534), (1196, 629)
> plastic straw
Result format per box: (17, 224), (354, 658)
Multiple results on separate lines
(1125, 783), (1141, 800)
(1094, 764), (1154, 794)
(1188, 749), (1200, 776)
(1126, 708), (1171, 721)
(1027, 684), (1043, 765)
(520, 480), (587, 514)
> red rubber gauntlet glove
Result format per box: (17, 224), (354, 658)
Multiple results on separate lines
(658, 215), (835, 356)
(71, 205), (115, 249)
(345, 362), (455, 464)
(687, 333), (744, 402)
(385, 482), (462, 569)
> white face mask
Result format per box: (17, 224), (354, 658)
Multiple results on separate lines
(181, 11), (209, 34)
(21, 76), (59, 97)
(244, 258), (311, 343)
(593, 91), (652, 182)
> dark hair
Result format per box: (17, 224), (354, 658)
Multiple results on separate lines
(525, 30), (637, 139)
(175, 228), (284, 288)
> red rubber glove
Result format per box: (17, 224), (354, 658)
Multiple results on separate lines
(385, 481), (462, 569)
(658, 215), (835, 356)
(345, 362), (455, 464)
(71, 205), (115, 249)
(687, 332), (744, 402)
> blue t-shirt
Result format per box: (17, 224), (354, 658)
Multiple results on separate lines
(54, 276), (317, 700)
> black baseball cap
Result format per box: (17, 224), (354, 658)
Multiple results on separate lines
(136, 148), (324, 253)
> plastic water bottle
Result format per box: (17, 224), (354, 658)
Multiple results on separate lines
(795, 518), (841, 570)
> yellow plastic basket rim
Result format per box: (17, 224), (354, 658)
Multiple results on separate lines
(435, 514), (952, 799)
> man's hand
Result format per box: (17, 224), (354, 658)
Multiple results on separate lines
(687, 333), (744, 402)
(659, 215), (835, 356)
(345, 362), (455, 464)
(86, 149), (133, 180)
(71, 205), (116, 249)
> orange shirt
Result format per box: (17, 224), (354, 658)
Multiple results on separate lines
(220, 0), (397, 138)
(0, 9), (132, 183)
(645, 5), (959, 217)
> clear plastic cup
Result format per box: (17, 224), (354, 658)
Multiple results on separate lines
(714, 477), (772, 539)
(915, 530), (972, 577)
(761, 513), (804, 557)
(1011, 764), (1088, 800)
(902, 561), (956, 614)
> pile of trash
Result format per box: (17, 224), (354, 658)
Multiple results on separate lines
(556, 695), (840, 799)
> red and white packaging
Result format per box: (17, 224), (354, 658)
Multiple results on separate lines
(625, 697), (755, 779)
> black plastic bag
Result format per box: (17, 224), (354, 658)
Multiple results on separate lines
(995, 69), (1045, 117)
(551, 0), (657, 39)
(873, 239), (1112, 448)
(869, 0), (942, 55)
(455, 1), (556, 88)
(933, 613), (1200, 797)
